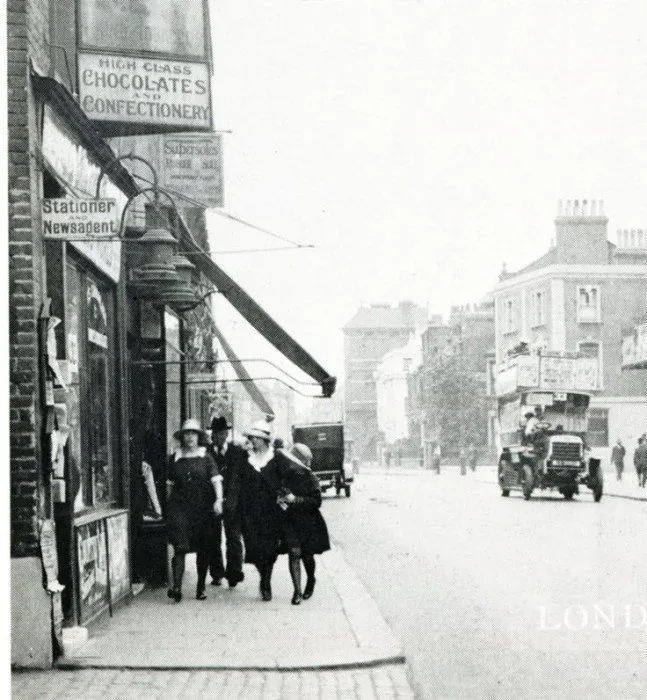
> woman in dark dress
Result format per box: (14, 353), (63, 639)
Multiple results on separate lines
(166, 419), (222, 602)
(238, 420), (286, 601)
(277, 443), (330, 605)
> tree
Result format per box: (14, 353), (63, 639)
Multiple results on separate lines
(426, 351), (488, 458)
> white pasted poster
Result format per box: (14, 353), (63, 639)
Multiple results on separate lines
(107, 513), (130, 604)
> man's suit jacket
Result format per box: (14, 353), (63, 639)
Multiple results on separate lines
(211, 442), (248, 517)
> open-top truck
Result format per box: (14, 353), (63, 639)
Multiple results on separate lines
(495, 351), (603, 501)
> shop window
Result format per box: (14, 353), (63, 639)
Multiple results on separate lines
(587, 408), (609, 447)
(577, 286), (601, 323)
(65, 260), (117, 511)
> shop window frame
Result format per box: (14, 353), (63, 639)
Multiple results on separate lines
(65, 251), (120, 513)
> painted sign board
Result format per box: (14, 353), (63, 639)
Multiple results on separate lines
(109, 133), (224, 208)
(41, 107), (125, 282)
(42, 198), (119, 239)
(78, 52), (211, 129)
(78, 0), (207, 59)
(496, 354), (599, 396)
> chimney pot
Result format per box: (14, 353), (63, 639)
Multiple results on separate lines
(591, 200), (597, 216)
(582, 199), (588, 216)
(557, 199), (563, 215)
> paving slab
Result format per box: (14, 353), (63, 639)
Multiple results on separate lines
(56, 547), (404, 671)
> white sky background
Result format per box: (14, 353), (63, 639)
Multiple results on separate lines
(205, 0), (647, 392)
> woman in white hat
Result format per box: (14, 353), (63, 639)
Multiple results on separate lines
(166, 418), (222, 602)
(238, 419), (285, 601)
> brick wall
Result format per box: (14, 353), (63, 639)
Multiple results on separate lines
(8, 0), (50, 557)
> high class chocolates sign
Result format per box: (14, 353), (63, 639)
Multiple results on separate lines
(78, 53), (211, 129)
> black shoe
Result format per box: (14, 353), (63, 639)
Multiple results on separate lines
(167, 589), (182, 602)
(303, 577), (316, 600)
(291, 591), (302, 605)
(210, 578), (222, 586)
(227, 571), (244, 588)
(196, 587), (207, 600)
(261, 587), (272, 601)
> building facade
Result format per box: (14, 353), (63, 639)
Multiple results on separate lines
(492, 200), (647, 462)
(343, 301), (427, 461)
(8, 0), (335, 668)
(375, 333), (421, 458)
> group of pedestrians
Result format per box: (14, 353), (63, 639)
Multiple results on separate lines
(611, 436), (647, 487)
(165, 416), (330, 606)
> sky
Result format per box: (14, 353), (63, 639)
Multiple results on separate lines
(204, 0), (647, 393)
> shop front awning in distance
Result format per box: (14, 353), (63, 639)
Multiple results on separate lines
(181, 228), (337, 398)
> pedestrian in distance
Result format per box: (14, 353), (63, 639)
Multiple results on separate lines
(166, 419), (222, 603)
(238, 419), (285, 601)
(276, 443), (331, 605)
(433, 443), (441, 474)
(633, 437), (647, 488)
(208, 416), (247, 588)
(611, 439), (626, 482)
(468, 443), (478, 472)
(459, 447), (467, 476)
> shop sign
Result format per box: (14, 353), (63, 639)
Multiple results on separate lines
(78, 52), (211, 129)
(41, 107), (125, 282)
(78, 0), (208, 59)
(42, 198), (119, 239)
(109, 132), (224, 208)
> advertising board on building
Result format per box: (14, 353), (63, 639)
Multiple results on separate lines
(77, 0), (212, 130)
(41, 107), (125, 282)
(109, 133), (224, 208)
(78, 53), (211, 129)
(106, 512), (130, 604)
(42, 198), (119, 239)
(78, 0), (208, 58)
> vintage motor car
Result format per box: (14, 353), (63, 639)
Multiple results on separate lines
(495, 352), (603, 502)
(291, 422), (352, 497)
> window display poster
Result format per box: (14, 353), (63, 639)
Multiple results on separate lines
(79, 0), (206, 58)
(107, 513), (131, 604)
(77, 519), (109, 623)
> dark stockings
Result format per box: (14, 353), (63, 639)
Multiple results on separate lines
(302, 554), (316, 599)
(196, 549), (210, 595)
(288, 549), (302, 596)
(171, 550), (186, 592)
(258, 561), (274, 600)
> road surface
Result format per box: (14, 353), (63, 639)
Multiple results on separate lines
(325, 468), (647, 699)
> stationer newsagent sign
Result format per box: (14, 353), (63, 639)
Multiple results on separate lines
(78, 53), (211, 129)
(42, 198), (119, 238)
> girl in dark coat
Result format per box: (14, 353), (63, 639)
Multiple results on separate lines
(277, 443), (331, 605)
(166, 419), (222, 602)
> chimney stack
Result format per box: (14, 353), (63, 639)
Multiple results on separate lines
(554, 197), (609, 263)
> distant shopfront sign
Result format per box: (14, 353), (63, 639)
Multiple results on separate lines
(43, 198), (119, 239)
(78, 53), (211, 129)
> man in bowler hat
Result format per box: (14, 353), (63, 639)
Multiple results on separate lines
(209, 416), (247, 587)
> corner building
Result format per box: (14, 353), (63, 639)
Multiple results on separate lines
(492, 200), (647, 463)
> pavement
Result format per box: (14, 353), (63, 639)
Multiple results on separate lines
(13, 543), (414, 699)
